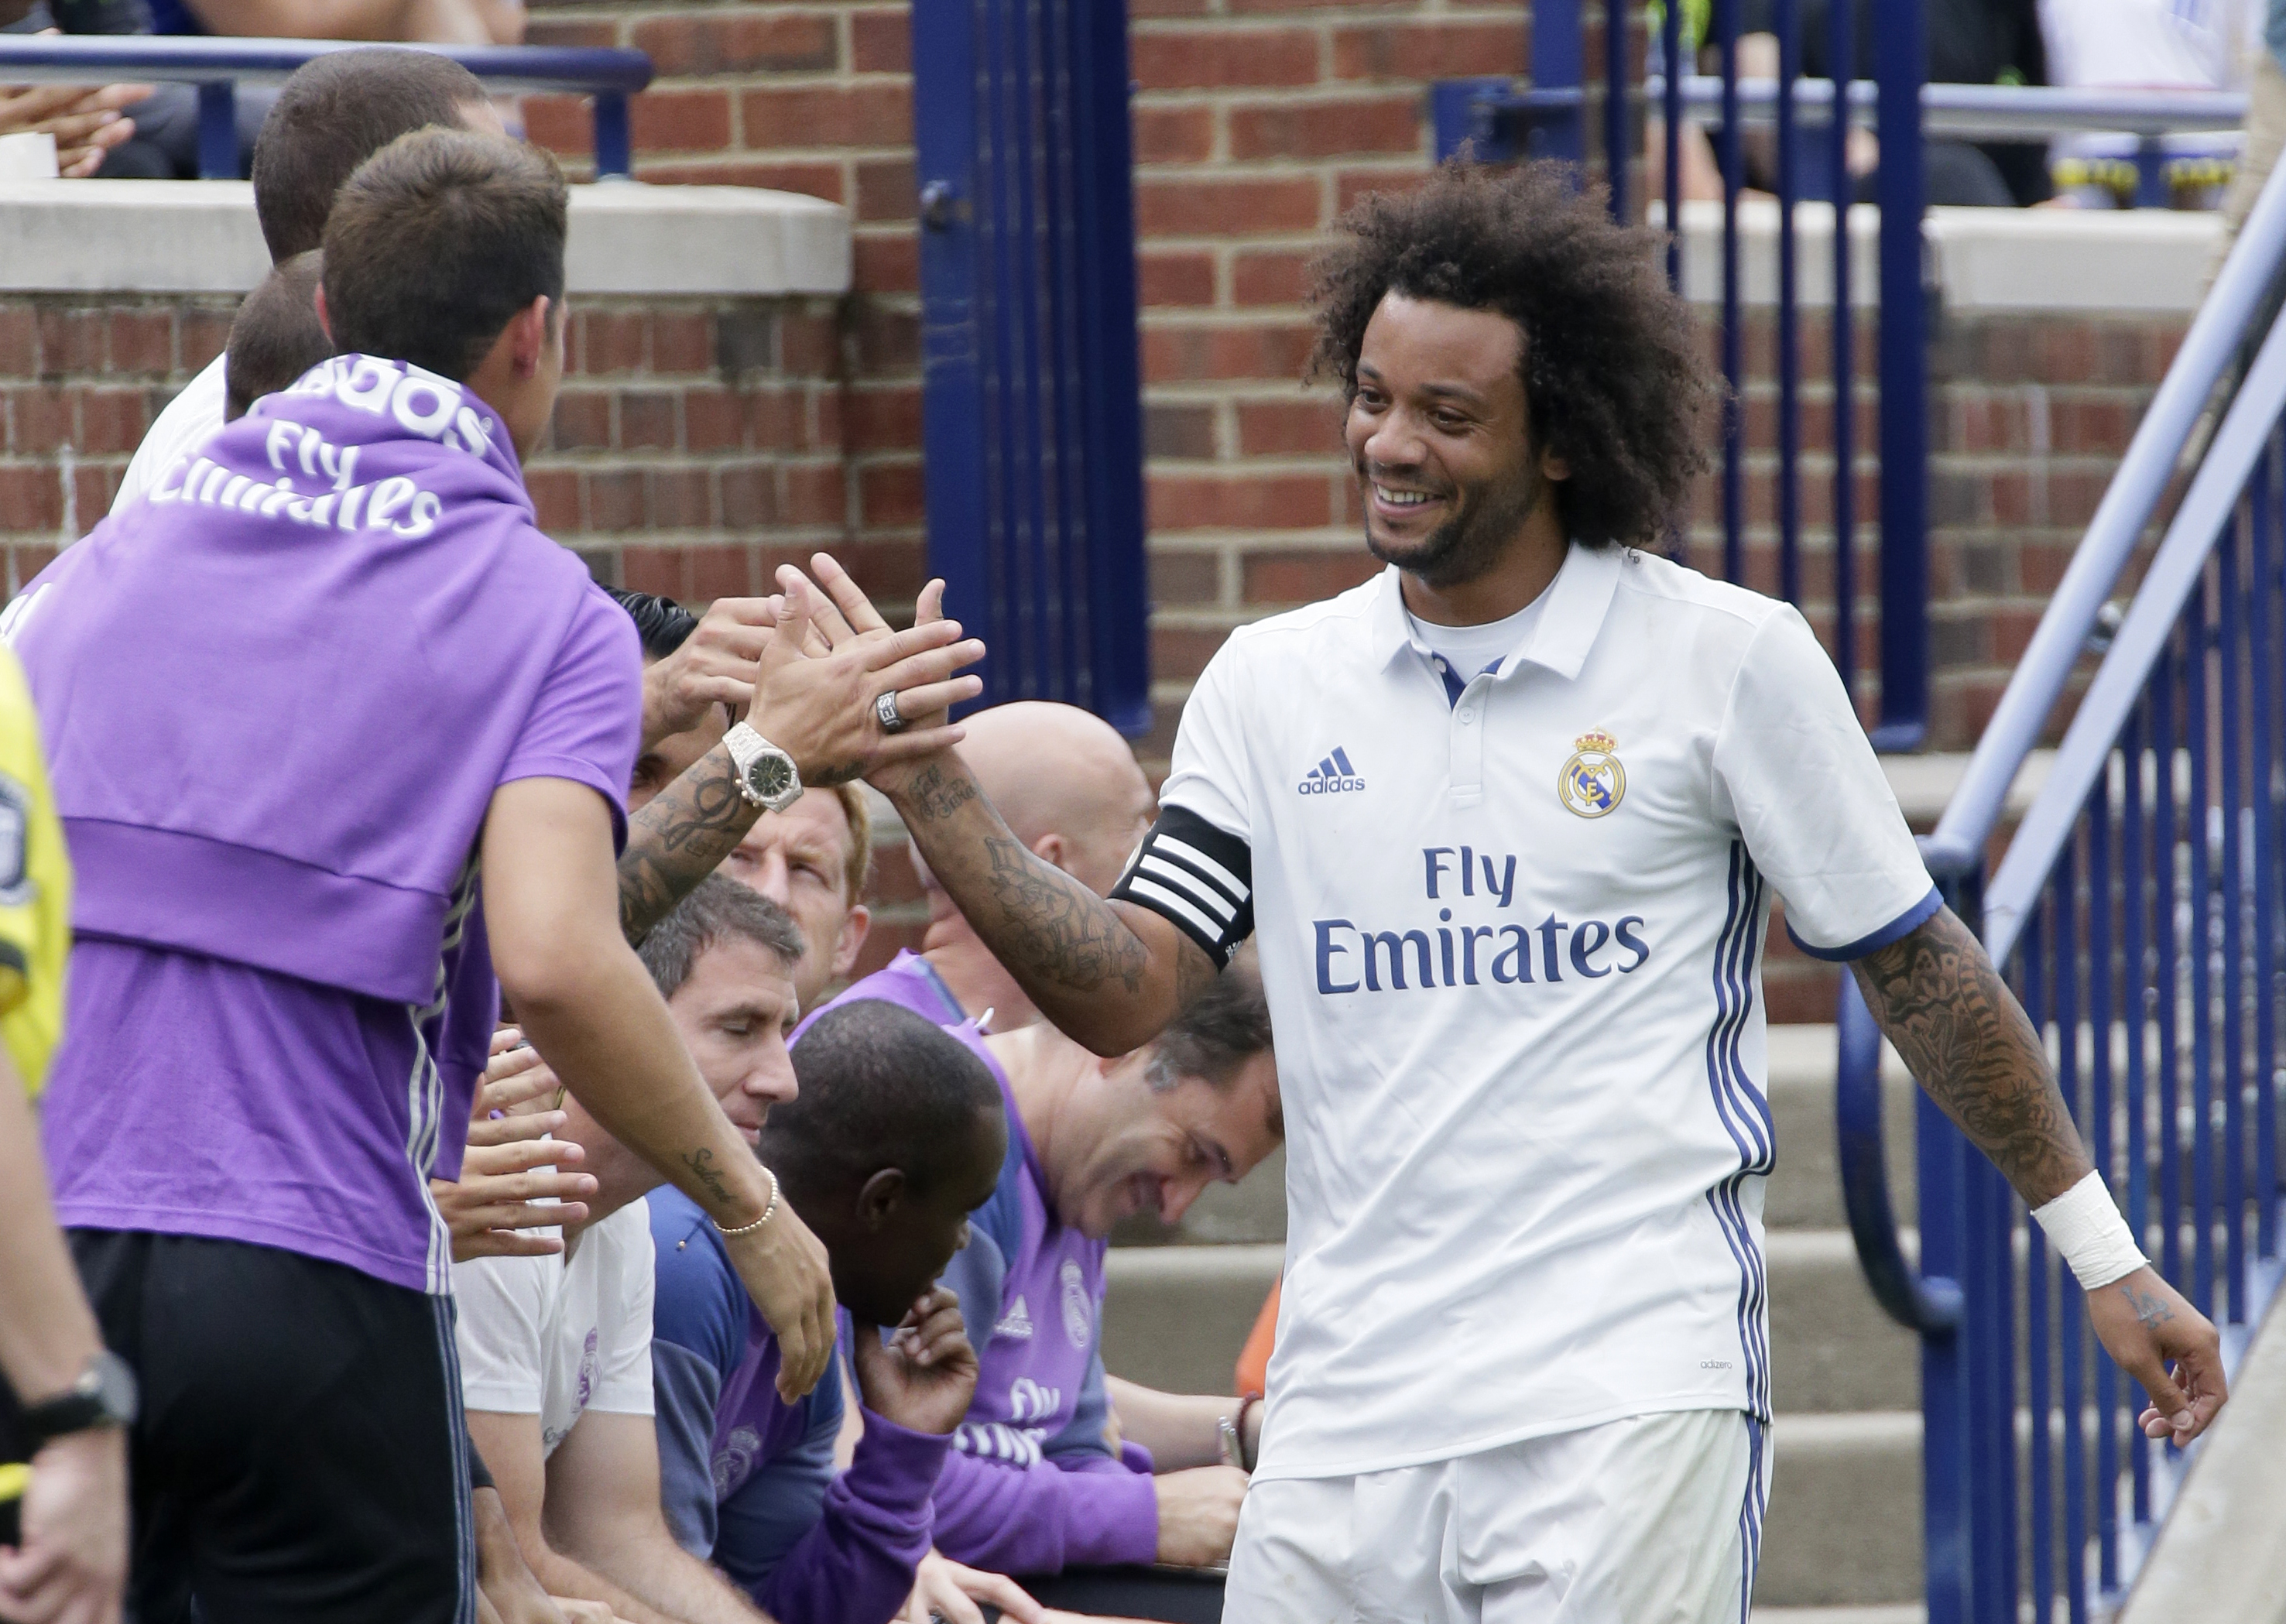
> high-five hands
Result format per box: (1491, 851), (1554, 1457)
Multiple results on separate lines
(750, 557), (984, 785)
(637, 595), (780, 749)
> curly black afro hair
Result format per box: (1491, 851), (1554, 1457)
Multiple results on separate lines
(1308, 159), (1717, 549)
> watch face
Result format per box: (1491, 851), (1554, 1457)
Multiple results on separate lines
(749, 752), (797, 802)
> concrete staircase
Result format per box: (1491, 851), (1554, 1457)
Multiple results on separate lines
(1098, 1025), (1929, 1622)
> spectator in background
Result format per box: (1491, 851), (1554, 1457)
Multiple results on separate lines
(718, 785), (873, 1012)
(0, 81), (143, 176)
(111, 46), (501, 512)
(221, 248), (331, 422)
(2043, 0), (2254, 206)
(454, 881), (808, 1624)
(651, 997), (1006, 1624)
(1648, 0), (2052, 206)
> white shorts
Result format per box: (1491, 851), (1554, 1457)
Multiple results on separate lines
(1222, 1409), (1768, 1624)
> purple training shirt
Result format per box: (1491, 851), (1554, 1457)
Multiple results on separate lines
(13, 355), (639, 1295)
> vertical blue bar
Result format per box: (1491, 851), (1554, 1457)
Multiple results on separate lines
(591, 92), (632, 179)
(1918, 1038), (1971, 1624)
(1662, 0), (1682, 291)
(914, 0), (990, 690)
(2257, 436), (2283, 1263)
(2057, 827), (2087, 1624)
(1775, 0), (1801, 610)
(1828, 0), (1856, 707)
(2219, 521), (2248, 1321)
(1072, 0), (1150, 732)
(1603, 0), (1629, 221)
(2188, 577), (2216, 1321)
(2123, 698), (2153, 1526)
(197, 81), (237, 180)
(2088, 755), (2120, 1597)
(1535, 0), (1586, 164)
(1870, 0), (1928, 750)
(2154, 643), (2184, 1287)
(1716, 0), (1743, 585)
(2024, 913), (2056, 1624)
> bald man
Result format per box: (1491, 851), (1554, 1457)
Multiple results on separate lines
(892, 702), (1157, 1031)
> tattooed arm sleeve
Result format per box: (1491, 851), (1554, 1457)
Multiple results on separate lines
(1849, 905), (2095, 1207)
(616, 745), (760, 946)
(883, 751), (1220, 1057)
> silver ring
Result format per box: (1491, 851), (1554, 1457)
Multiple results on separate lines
(874, 689), (907, 734)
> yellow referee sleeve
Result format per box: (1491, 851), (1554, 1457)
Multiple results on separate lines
(0, 646), (70, 1098)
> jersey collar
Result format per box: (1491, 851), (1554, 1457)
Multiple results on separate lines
(1368, 541), (1624, 684)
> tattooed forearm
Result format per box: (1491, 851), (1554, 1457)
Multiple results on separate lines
(680, 1146), (732, 1208)
(618, 748), (758, 945)
(1850, 906), (2094, 1206)
(978, 834), (1151, 995)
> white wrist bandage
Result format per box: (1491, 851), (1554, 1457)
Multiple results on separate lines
(2030, 1170), (2147, 1290)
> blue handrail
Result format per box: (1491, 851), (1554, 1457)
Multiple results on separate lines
(1835, 144), (2286, 1337)
(0, 36), (652, 178)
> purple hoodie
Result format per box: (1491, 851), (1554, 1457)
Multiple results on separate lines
(13, 355), (639, 1294)
(806, 961), (1160, 1576)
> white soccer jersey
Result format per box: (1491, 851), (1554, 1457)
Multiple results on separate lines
(1138, 544), (1935, 1482)
(454, 1197), (656, 1457)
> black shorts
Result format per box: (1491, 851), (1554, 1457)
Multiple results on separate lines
(0, 1231), (475, 1624)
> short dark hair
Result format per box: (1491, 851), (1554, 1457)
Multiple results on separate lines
(251, 47), (489, 262)
(605, 588), (701, 663)
(771, 1001), (1004, 1197)
(638, 875), (805, 1001)
(225, 251), (331, 423)
(1308, 159), (1716, 549)
(322, 129), (568, 383)
(1146, 947), (1273, 1102)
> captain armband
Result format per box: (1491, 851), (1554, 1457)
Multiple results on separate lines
(1109, 806), (1254, 968)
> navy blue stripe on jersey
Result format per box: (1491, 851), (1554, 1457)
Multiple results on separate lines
(1703, 842), (1774, 1424)
(1784, 881), (1944, 962)
(1112, 805), (1254, 968)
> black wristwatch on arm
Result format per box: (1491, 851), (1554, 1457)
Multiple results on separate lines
(16, 1350), (137, 1453)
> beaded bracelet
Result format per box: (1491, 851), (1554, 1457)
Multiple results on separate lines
(712, 1166), (780, 1236)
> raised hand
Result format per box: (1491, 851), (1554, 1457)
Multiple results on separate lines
(0, 82), (146, 179)
(2086, 1267), (2227, 1447)
(748, 564), (983, 786)
(639, 595), (778, 748)
(851, 1287), (979, 1437)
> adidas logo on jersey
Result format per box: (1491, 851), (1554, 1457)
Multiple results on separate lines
(1298, 746), (1366, 795)
(993, 1295), (1034, 1340)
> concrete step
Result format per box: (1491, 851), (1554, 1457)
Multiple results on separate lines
(1755, 1412), (1924, 1609)
(1110, 1025), (1920, 1249)
(1768, 1231), (1919, 1414)
(1102, 1231), (1921, 1417)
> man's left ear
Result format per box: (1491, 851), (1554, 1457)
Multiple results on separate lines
(831, 905), (872, 978)
(856, 1167), (907, 1230)
(514, 295), (554, 379)
(312, 285), (334, 341)
(1541, 447), (1571, 482)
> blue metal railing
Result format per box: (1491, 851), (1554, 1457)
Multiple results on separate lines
(910, 0), (1151, 735)
(0, 36), (652, 178)
(1834, 146), (2286, 1624)
(1434, 0), (1930, 747)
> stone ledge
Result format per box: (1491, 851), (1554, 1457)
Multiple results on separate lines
(1660, 198), (2219, 314)
(0, 178), (851, 298)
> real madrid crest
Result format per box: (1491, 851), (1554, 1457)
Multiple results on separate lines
(1558, 729), (1626, 819)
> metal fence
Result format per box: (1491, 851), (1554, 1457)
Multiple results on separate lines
(1835, 150), (2286, 1624)
(0, 36), (652, 177)
(911, 0), (1152, 735)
